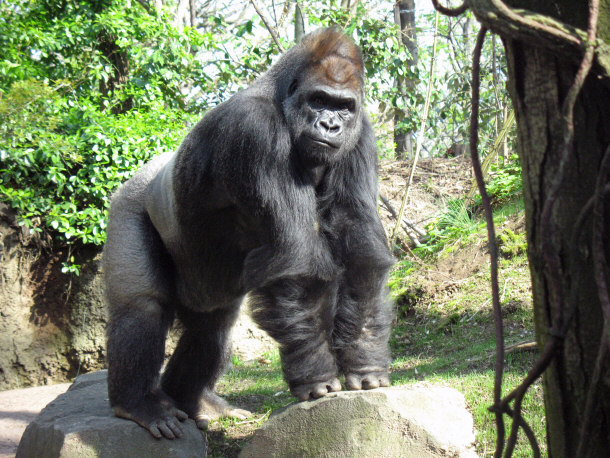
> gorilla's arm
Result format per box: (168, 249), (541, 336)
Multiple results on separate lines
(215, 95), (338, 291)
(324, 119), (395, 389)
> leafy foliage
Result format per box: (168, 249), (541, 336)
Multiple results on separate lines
(0, 1), (207, 265)
(483, 154), (523, 205)
(0, 0), (515, 273)
(1, 78), (191, 248)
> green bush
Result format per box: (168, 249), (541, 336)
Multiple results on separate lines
(482, 154), (523, 205)
(0, 78), (193, 253)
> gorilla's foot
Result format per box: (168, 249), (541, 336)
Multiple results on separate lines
(179, 392), (251, 430)
(112, 391), (188, 440)
(345, 371), (390, 391)
(291, 377), (342, 401)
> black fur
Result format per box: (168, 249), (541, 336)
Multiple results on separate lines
(104, 27), (394, 439)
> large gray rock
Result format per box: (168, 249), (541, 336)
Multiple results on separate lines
(240, 386), (477, 458)
(16, 371), (207, 458)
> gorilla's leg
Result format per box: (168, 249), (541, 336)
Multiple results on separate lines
(107, 299), (188, 439)
(105, 203), (189, 439)
(333, 265), (393, 391)
(249, 278), (342, 401)
(161, 303), (251, 429)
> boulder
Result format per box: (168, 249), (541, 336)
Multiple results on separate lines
(16, 371), (207, 458)
(240, 385), (477, 457)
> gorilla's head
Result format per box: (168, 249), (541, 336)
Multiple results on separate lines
(281, 28), (365, 167)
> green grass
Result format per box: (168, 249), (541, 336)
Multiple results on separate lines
(390, 295), (544, 457)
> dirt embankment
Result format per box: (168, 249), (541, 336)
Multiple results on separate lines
(378, 157), (474, 237)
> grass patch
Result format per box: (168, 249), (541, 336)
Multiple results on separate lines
(390, 296), (544, 457)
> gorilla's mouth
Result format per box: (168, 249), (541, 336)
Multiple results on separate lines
(306, 134), (339, 149)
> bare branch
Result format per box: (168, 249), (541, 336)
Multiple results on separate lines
(250, 0), (285, 53)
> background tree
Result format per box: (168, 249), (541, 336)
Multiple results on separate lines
(0, 0), (510, 268)
(393, 0), (418, 159)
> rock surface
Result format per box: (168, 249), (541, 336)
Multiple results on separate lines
(240, 385), (477, 458)
(16, 371), (207, 458)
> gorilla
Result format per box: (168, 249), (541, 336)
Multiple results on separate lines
(103, 27), (394, 440)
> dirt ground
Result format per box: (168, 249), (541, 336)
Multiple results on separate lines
(0, 383), (70, 457)
(378, 157), (474, 239)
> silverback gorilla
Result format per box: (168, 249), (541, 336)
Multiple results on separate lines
(103, 27), (394, 439)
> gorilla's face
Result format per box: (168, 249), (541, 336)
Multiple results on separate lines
(283, 66), (363, 167)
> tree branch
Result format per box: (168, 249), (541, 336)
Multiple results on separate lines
(431, 0), (468, 17)
(468, 0), (610, 81)
(250, 0), (285, 52)
(391, 11), (440, 247)
(134, 0), (153, 15)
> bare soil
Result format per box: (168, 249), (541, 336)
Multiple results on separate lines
(378, 156), (474, 232)
(0, 383), (70, 457)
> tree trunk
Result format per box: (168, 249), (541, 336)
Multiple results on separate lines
(467, 0), (610, 453)
(393, 0), (417, 160)
(94, 1), (132, 114)
(173, 0), (190, 26)
(294, 2), (304, 43)
(189, 0), (196, 27)
(504, 33), (610, 458)
(98, 30), (131, 114)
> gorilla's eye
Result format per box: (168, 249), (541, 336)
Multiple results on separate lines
(288, 79), (298, 96)
(309, 93), (328, 109)
(339, 100), (355, 112)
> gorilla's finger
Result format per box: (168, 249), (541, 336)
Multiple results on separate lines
(379, 375), (391, 387)
(312, 384), (329, 398)
(167, 419), (184, 438)
(148, 424), (163, 440)
(172, 408), (189, 421)
(329, 378), (342, 392)
(229, 408), (252, 420)
(345, 374), (362, 391)
(361, 375), (380, 390)
(158, 422), (176, 440)
(195, 416), (211, 430)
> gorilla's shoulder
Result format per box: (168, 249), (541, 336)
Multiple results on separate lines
(221, 90), (283, 124)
